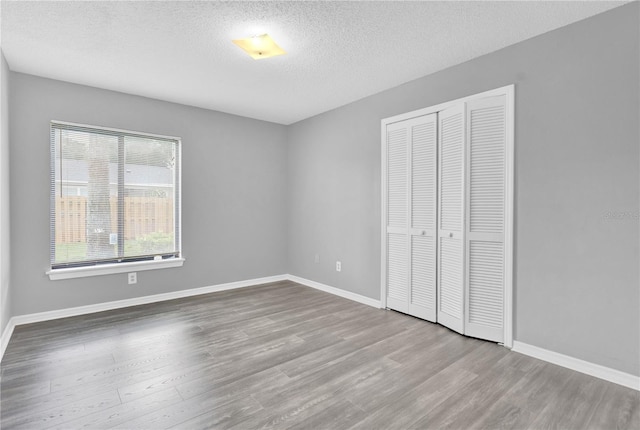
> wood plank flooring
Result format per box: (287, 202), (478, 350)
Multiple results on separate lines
(1, 280), (638, 429)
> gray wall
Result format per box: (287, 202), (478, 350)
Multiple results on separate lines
(287, 3), (639, 376)
(1, 51), (11, 335)
(10, 73), (288, 316)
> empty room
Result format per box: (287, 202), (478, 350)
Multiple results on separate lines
(0, 1), (638, 429)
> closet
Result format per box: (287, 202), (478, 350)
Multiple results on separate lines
(381, 86), (513, 345)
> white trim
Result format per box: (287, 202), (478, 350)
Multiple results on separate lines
(512, 341), (640, 391)
(12, 274), (287, 328)
(51, 120), (181, 142)
(3, 274), (286, 361)
(47, 257), (185, 280)
(3, 273), (638, 394)
(0, 318), (16, 360)
(503, 85), (515, 348)
(0, 273), (379, 362)
(382, 85), (515, 126)
(287, 274), (382, 308)
(380, 119), (388, 310)
(176, 136), (183, 261)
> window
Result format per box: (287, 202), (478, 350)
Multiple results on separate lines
(48, 121), (183, 280)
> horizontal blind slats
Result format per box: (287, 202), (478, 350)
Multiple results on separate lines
(51, 122), (181, 269)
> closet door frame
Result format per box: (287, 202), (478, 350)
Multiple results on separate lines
(381, 84), (514, 348)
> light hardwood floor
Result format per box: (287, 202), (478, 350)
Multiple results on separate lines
(1, 280), (638, 429)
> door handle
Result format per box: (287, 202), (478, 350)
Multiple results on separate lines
(449, 232), (454, 238)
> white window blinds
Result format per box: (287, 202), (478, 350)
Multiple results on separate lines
(50, 121), (181, 269)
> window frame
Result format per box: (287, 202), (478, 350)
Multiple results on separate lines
(47, 120), (184, 281)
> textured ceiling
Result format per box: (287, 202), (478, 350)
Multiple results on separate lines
(1, 1), (627, 124)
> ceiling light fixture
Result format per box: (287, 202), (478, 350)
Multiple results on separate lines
(232, 34), (286, 60)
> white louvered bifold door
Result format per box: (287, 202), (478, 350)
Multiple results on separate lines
(386, 122), (409, 313)
(408, 114), (437, 322)
(464, 95), (507, 342)
(385, 114), (437, 320)
(437, 104), (466, 334)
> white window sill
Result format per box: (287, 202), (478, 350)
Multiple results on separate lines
(47, 258), (185, 281)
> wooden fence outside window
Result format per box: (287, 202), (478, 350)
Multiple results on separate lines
(55, 196), (174, 243)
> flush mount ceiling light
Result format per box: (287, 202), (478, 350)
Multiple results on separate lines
(232, 34), (286, 60)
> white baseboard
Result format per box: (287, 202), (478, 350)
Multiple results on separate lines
(287, 274), (381, 308)
(0, 318), (16, 360)
(7, 275), (636, 394)
(11, 274), (288, 328)
(15, 274), (289, 328)
(0, 273), (382, 362)
(512, 341), (639, 391)
(0, 274), (287, 362)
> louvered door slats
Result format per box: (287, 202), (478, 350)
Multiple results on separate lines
(387, 233), (408, 303)
(387, 128), (407, 228)
(468, 241), (504, 329)
(411, 236), (435, 309)
(437, 104), (465, 334)
(409, 116), (437, 321)
(465, 95), (507, 342)
(439, 238), (463, 318)
(385, 124), (409, 313)
(439, 113), (463, 233)
(411, 122), (436, 230)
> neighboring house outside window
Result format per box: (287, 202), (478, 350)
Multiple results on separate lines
(48, 121), (183, 280)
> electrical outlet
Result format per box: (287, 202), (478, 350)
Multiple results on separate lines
(314, 253), (320, 264)
(336, 261), (342, 272)
(128, 272), (137, 284)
